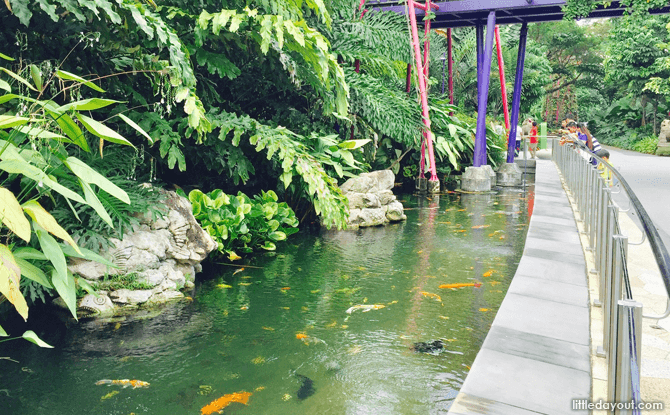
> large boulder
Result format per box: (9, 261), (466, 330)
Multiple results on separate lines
(339, 170), (406, 229)
(68, 188), (216, 316)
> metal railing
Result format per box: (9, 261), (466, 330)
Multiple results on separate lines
(552, 138), (670, 413)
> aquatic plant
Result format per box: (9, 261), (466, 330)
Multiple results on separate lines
(189, 189), (299, 255)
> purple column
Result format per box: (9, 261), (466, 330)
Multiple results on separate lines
(473, 11), (496, 167)
(476, 22), (483, 91)
(506, 22), (528, 163)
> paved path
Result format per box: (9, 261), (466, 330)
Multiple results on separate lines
(604, 146), (670, 250)
(449, 159), (591, 414)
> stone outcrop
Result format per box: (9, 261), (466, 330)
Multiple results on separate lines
(657, 119), (670, 156)
(340, 170), (406, 228)
(68, 189), (217, 316)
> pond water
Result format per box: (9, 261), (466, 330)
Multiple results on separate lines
(0, 187), (533, 415)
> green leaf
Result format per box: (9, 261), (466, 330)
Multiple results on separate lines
(0, 159), (87, 205)
(0, 53), (14, 61)
(268, 231), (286, 241)
(0, 115), (30, 129)
(61, 245), (117, 268)
(0, 187), (31, 242)
(13, 247), (47, 261)
(34, 223), (68, 289)
(0, 324), (7, 336)
(338, 139), (371, 150)
(51, 270), (77, 319)
(117, 113), (153, 144)
(0, 67), (36, 91)
(22, 330), (53, 348)
(0, 243), (27, 320)
(51, 112), (89, 152)
(79, 179), (113, 228)
(15, 257), (51, 288)
(261, 241), (276, 251)
(29, 64), (42, 91)
(0, 79), (10, 92)
(56, 70), (105, 93)
(14, 125), (67, 140)
(0, 93), (20, 105)
(76, 114), (134, 147)
(59, 98), (121, 112)
(65, 156), (129, 204)
(76, 277), (97, 296)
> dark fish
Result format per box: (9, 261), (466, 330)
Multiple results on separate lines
(296, 374), (315, 400)
(412, 340), (445, 354)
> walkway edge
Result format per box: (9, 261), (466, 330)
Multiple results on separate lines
(448, 160), (591, 415)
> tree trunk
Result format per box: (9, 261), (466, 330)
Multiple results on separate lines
(654, 98), (658, 136)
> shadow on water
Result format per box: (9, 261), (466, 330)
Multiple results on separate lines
(0, 186), (534, 415)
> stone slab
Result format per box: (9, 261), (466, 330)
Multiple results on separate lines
(507, 275), (589, 308)
(514, 256), (587, 287)
(458, 349), (590, 415)
(524, 236), (585, 256)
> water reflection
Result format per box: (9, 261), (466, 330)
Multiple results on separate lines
(0, 189), (533, 415)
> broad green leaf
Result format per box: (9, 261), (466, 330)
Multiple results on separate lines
(268, 231), (286, 241)
(76, 277), (97, 296)
(0, 187), (30, 242)
(0, 244), (27, 320)
(76, 114), (134, 147)
(0, 53), (14, 61)
(65, 156), (129, 204)
(59, 98), (121, 112)
(0, 93), (20, 105)
(15, 257), (51, 288)
(0, 159), (87, 204)
(339, 149), (355, 167)
(56, 70), (105, 93)
(0, 67), (36, 91)
(333, 162), (343, 178)
(13, 247), (46, 261)
(79, 179), (113, 228)
(22, 330), (53, 348)
(61, 245), (117, 268)
(34, 224), (68, 289)
(50, 112), (89, 152)
(14, 125), (67, 140)
(0, 115), (30, 129)
(0, 324), (6, 336)
(118, 113), (153, 144)
(51, 269), (77, 319)
(29, 64), (42, 91)
(0, 79), (10, 92)
(338, 139), (371, 150)
(261, 241), (276, 251)
(23, 200), (82, 255)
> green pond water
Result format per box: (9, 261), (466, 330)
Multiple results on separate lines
(0, 188), (533, 415)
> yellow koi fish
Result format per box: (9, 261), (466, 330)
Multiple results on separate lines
(345, 304), (385, 314)
(95, 379), (150, 389)
(201, 391), (252, 415)
(419, 291), (442, 302)
(439, 282), (482, 289)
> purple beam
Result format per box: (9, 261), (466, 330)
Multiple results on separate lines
(476, 21), (483, 92)
(378, 0), (566, 15)
(506, 22), (528, 163)
(448, 28), (453, 105)
(473, 11), (496, 167)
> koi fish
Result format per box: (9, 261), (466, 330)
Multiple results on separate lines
(439, 282), (482, 289)
(419, 291), (442, 302)
(232, 267), (245, 275)
(95, 379), (150, 389)
(471, 225), (490, 229)
(201, 391), (252, 415)
(345, 304), (385, 314)
(483, 270), (495, 277)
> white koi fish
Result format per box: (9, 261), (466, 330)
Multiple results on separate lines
(345, 304), (385, 314)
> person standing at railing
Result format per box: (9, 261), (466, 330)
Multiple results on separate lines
(578, 123), (613, 183)
(529, 121), (538, 159)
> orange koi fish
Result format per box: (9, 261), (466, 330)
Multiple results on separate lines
(483, 270), (495, 277)
(419, 291), (442, 302)
(296, 333), (308, 340)
(95, 379), (150, 389)
(439, 282), (482, 289)
(201, 391), (252, 415)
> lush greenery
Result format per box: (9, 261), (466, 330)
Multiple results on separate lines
(188, 188), (298, 256)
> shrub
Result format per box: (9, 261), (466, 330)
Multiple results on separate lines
(632, 136), (658, 154)
(189, 189), (299, 256)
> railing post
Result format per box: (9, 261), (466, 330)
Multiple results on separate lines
(598, 205), (619, 357)
(596, 189), (612, 307)
(606, 233), (627, 402)
(615, 299), (642, 413)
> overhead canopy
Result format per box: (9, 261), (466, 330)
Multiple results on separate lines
(370, 0), (670, 28)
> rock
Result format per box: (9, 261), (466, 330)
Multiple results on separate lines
(386, 201), (406, 222)
(339, 170), (405, 228)
(68, 188), (217, 317)
(78, 294), (115, 317)
(110, 289), (154, 305)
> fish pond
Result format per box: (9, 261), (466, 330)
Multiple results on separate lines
(0, 187), (534, 415)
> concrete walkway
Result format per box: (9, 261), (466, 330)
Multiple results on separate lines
(449, 159), (591, 414)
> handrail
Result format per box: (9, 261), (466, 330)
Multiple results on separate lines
(572, 139), (670, 306)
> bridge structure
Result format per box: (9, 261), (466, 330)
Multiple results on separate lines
(367, 0), (670, 192)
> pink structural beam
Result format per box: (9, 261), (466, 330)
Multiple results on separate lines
(407, 0), (438, 182)
(495, 26), (510, 131)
